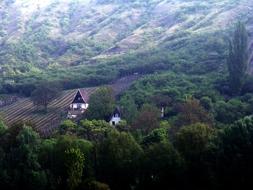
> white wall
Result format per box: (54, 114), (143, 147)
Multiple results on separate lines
(70, 103), (89, 110)
(110, 116), (121, 126)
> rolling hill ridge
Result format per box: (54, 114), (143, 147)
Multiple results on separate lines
(0, 0), (252, 90)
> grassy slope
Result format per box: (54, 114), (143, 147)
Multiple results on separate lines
(0, 0), (252, 82)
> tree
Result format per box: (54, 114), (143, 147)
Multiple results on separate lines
(140, 142), (185, 190)
(59, 120), (78, 135)
(215, 99), (249, 124)
(1, 126), (48, 190)
(214, 116), (253, 189)
(0, 119), (7, 136)
(86, 87), (115, 120)
(142, 127), (169, 146)
(120, 95), (138, 124)
(133, 104), (160, 134)
(79, 119), (114, 142)
(150, 94), (172, 117)
(175, 123), (214, 189)
(97, 131), (143, 190)
(227, 22), (249, 94)
(15, 127), (47, 190)
(175, 123), (214, 160)
(176, 98), (213, 127)
(31, 82), (61, 112)
(39, 135), (93, 190)
(64, 148), (85, 190)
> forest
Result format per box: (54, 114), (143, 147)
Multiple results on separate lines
(1, 0), (253, 189)
(0, 22), (253, 190)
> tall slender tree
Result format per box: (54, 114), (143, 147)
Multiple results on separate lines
(227, 22), (249, 94)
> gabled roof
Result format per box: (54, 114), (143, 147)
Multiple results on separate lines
(112, 107), (121, 117)
(71, 90), (87, 104)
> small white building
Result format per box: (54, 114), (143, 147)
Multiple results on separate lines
(109, 107), (121, 126)
(67, 90), (89, 119)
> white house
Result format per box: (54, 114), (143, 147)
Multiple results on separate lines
(67, 90), (89, 119)
(109, 107), (121, 126)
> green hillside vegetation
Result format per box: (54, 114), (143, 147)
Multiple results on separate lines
(1, 111), (253, 189)
(1, 0), (253, 189)
(0, 0), (252, 96)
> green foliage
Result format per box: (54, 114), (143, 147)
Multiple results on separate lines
(227, 22), (249, 94)
(215, 98), (250, 124)
(1, 1), (253, 189)
(175, 123), (214, 161)
(142, 127), (169, 146)
(141, 142), (185, 189)
(0, 0), (235, 97)
(133, 104), (160, 134)
(121, 72), (222, 107)
(200, 96), (213, 111)
(64, 148), (85, 190)
(0, 125), (48, 189)
(175, 123), (215, 189)
(213, 116), (253, 189)
(97, 130), (143, 190)
(0, 119), (7, 136)
(119, 95), (138, 124)
(176, 98), (213, 127)
(79, 119), (114, 142)
(86, 87), (115, 120)
(31, 82), (61, 112)
(1, 116), (253, 189)
(60, 120), (78, 134)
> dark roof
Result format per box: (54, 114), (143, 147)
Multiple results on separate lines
(72, 90), (87, 104)
(112, 107), (121, 117)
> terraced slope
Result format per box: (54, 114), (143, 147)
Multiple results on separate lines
(0, 75), (139, 136)
(0, 88), (96, 136)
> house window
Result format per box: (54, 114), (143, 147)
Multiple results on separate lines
(112, 121), (115, 126)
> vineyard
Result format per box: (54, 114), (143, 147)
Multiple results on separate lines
(0, 88), (97, 136)
(0, 75), (139, 136)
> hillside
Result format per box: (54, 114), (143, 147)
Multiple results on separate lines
(0, 0), (253, 93)
(0, 75), (139, 136)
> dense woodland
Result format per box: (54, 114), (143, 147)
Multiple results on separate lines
(1, 0), (253, 189)
(0, 22), (253, 189)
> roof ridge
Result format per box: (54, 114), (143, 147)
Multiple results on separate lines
(71, 89), (87, 104)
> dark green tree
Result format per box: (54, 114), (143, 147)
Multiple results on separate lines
(175, 123), (215, 189)
(80, 119), (114, 142)
(97, 131), (143, 190)
(214, 116), (253, 189)
(1, 126), (48, 190)
(133, 104), (160, 134)
(59, 120), (78, 135)
(39, 135), (93, 190)
(142, 127), (169, 146)
(64, 148), (85, 190)
(227, 22), (249, 94)
(140, 142), (185, 190)
(120, 95), (138, 124)
(0, 119), (7, 136)
(175, 123), (214, 161)
(86, 87), (115, 120)
(177, 98), (213, 127)
(31, 82), (61, 112)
